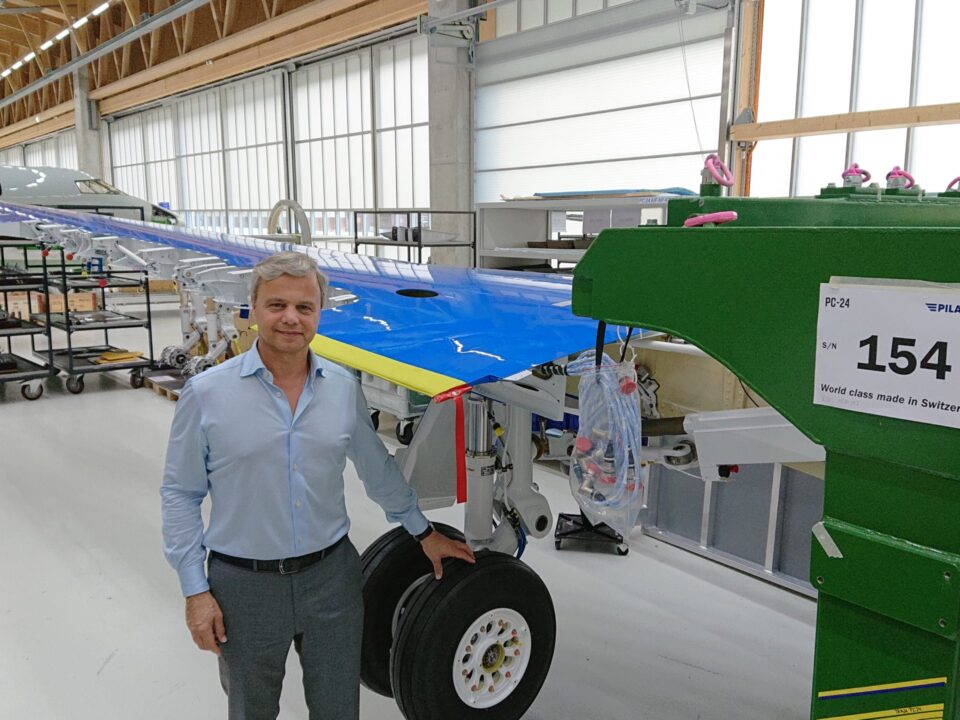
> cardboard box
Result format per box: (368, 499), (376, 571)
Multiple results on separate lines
(36, 292), (98, 314)
(115, 279), (178, 295)
(0, 291), (31, 319)
(235, 310), (258, 353)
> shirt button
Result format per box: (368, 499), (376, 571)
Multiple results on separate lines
(292, 464), (298, 472)
(295, 500), (301, 508)
(297, 536), (302, 544)
(275, 391), (282, 398)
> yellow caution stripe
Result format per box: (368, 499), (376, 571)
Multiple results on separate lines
(310, 335), (464, 397)
(819, 678), (948, 700)
(819, 704), (943, 720)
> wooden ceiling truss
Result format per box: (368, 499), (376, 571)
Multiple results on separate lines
(0, 0), (427, 149)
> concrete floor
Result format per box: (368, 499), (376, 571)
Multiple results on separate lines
(0, 305), (816, 719)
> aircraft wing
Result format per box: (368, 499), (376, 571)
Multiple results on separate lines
(0, 202), (617, 397)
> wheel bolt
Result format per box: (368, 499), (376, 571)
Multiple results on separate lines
(512, 629), (518, 636)
(489, 686), (495, 693)
(471, 685), (477, 692)
(514, 650), (520, 656)
(505, 672), (512, 678)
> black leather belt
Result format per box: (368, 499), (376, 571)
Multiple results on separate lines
(210, 535), (347, 574)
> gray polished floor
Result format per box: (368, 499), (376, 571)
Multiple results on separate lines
(0, 305), (816, 719)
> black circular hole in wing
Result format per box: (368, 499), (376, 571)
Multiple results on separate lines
(396, 288), (438, 298)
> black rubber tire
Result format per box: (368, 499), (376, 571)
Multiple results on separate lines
(360, 523), (464, 698)
(20, 383), (42, 400)
(396, 421), (414, 445)
(130, 370), (145, 389)
(65, 375), (84, 394)
(390, 552), (556, 720)
(370, 410), (380, 431)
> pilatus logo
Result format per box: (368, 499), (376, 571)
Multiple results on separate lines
(926, 303), (960, 314)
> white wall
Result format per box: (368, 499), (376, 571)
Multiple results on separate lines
(474, 0), (730, 202)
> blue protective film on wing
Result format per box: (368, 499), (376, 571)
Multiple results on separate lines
(0, 203), (625, 388)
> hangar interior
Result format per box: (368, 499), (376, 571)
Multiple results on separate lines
(0, 1), (958, 719)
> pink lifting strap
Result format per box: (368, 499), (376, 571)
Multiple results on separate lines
(886, 165), (915, 189)
(704, 154), (734, 187)
(684, 210), (739, 228)
(842, 162), (871, 182)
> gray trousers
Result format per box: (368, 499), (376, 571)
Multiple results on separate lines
(208, 538), (364, 720)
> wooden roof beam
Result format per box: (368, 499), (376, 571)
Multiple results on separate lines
(2, 0), (71, 24)
(729, 103), (960, 143)
(90, 0), (376, 101)
(100, 0), (428, 114)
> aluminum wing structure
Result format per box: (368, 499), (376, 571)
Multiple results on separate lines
(0, 202), (613, 396)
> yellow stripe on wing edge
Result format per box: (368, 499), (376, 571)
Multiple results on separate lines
(310, 335), (464, 397)
(819, 705), (943, 720)
(819, 678), (948, 699)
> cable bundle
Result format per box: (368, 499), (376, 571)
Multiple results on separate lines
(566, 350), (646, 540)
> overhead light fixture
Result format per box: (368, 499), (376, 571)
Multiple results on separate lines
(72, 16), (89, 29)
(23, 52), (35, 62)
(56, 29), (69, 40)
(1, 69), (10, 78)
(40, 40), (53, 51)
(12, 61), (22, 70)
(92, 2), (110, 15)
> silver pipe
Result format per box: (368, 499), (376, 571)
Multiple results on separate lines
(790, 0), (811, 197)
(419, 0), (517, 30)
(465, 395), (492, 456)
(904, 0), (923, 171)
(844, 0), (864, 169)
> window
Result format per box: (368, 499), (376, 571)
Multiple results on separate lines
(75, 179), (120, 194)
(750, 0), (959, 196)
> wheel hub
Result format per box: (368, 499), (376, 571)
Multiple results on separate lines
(452, 607), (532, 709)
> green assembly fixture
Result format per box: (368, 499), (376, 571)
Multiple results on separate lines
(573, 188), (960, 720)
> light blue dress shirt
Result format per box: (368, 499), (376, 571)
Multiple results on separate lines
(161, 341), (429, 597)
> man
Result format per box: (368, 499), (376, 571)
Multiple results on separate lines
(161, 251), (475, 719)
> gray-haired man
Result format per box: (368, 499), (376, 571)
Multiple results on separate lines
(161, 251), (474, 719)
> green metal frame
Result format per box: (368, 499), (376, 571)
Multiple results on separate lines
(572, 194), (960, 720)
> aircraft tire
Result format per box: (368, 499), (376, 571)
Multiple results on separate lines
(390, 552), (556, 720)
(360, 523), (464, 697)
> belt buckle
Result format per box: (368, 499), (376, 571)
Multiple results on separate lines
(279, 557), (297, 575)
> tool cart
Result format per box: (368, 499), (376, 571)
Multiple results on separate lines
(0, 238), (54, 400)
(32, 248), (155, 394)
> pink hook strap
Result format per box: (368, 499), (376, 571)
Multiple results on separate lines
(684, 210), (738, 228)
(947, 176), (960, 192)
(886, 165), (915, 189)
(704, 154), (734, 187)
(842, 162), (871, 182)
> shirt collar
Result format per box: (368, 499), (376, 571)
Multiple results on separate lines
(240, 340), (325, 380)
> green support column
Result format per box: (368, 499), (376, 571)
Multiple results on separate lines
(573, 224), (960, 720)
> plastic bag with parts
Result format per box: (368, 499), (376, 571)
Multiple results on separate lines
(566, 350), (647, 540)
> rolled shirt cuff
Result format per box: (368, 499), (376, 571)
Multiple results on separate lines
(401, 509), (430, 538)
(179, 563), (210, 598)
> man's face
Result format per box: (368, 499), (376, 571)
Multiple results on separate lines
(251, 273), (322, 358)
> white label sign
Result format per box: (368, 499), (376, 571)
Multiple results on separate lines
(814, 281), (960, 429)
